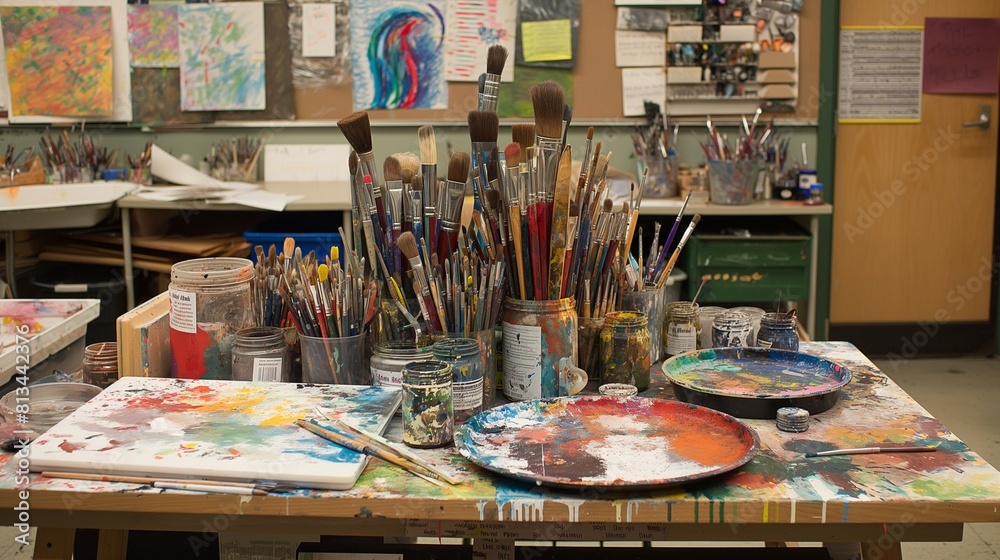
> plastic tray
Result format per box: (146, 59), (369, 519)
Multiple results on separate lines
(0, 183), (135, 230)
(0, 300), (100, 383)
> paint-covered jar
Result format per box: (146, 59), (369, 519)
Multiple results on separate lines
(401, 360), (454, 448)
(432, 338), (483, 422)
(665, 301), (701, 357)
(731, 306), (766, 345)
(371, 342), (433, 388)
(712, 311), (754, 348)
(231, 327), (290, 382)
(756, 312), (800, 351)
(598, 311), (651, 391)
(82, 342), (118, 389)
(501, 297), (578, 401)
(169, 258), (255, 380)
(697, 306), (726, 349)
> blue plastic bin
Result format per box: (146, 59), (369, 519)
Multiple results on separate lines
(244, 218), (344, 266)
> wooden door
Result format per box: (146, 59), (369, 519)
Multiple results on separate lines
(832, 1), (1000, 325)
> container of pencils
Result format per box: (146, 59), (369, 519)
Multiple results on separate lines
(300, 332), (371, 385)
(639, 154), (679, 199)
(127, 164), (152, 186)
(707, 160), (761, 205)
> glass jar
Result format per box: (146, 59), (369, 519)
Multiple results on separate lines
(82, 342), (118, 389)
(231, 327), (290, 382)
(501, 297), (578, 401)
(621, 284), (665, 363)
(665, 301), (701, 357)
(169, 258), (255, 380)
(578, 316), (605, 383)
(401, 360), (454, 448)
(756, 312), (800, 351)
(712, 311), (754, 348)
(432, 338), (483, 423)
(599, 311), (651, 391)
(371, 342), (433, 388)
(731, 306), (765, 346)
(698, 306), (726, 349)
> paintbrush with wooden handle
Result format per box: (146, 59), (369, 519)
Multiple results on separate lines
(548, 147), (573, 300)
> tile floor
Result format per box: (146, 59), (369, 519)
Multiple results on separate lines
(1, 356), (998, 559)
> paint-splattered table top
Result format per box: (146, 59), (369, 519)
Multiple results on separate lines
(3, 342), (1000, 530)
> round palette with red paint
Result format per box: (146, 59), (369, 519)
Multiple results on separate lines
(455, 396), (758, 489)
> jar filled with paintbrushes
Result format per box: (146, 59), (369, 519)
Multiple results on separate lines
(665, 301), (701, 357)
(169, 258), (255, 380)
(756, 311), (799, 351)
(599, 311), (651, 391)
(621, 284), (665, 364)
(231, 327), (290, 382)
(401, 360), (454, 448)
(712, 311), (754, 348)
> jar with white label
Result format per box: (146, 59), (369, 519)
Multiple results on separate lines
(371, 342), (433, 388)
(432, 338), (483, 423)
(169, 258), (255, 380)
(665, 301), (701, 357)
(231, 327), (290, 382)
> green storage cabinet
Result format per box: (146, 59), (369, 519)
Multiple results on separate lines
(684, 232), (811, 303)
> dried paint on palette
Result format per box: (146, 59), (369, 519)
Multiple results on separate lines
(0, 6), (113, 117)
(349, 0), (447, 110)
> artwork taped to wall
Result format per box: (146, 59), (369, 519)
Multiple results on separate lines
(444, 0), (517, 82)
(131, 68), (213, 127)
(0, 6), (114, 118)
(128, 5), (180, 68)
(349, 0), (447, 110)
(288, 0), (351, 88)
(178, 3), (266, 111)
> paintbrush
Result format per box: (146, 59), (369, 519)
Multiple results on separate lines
(418, 125), (438, 250)
(649, 191), (691, 284)
(655, 214), (701, 289)
(384, 155), (404, 237)
(504, 143), (526, 300)
(548, 146), (573, 300)
(349, 151), (363, 253)
(479, 44), (508, 112)
(398, 231), (442, 332)
(530, 82), (565, 291)
(468, 110), (499, 211)
(511, 123), (535, 154)
(437, 151), (471, 260)
(338, 111), (388, 234)
(41, 471), (277, 495)
(410, 174), (425, 245)
(561, 103), (573, 147)
(806, 445), (939, 458)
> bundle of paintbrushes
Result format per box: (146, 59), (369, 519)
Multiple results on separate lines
(1, 145), (31, 176)
(697, 108), (775, 161)
(207, 135), (264, 181)
(641, 192), (702, 290)
(251, 236), (377, 338)
(38, 128), (121, 179)
(632, 102), (677, 159)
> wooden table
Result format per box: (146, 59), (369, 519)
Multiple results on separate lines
(2, 342), (998, 559)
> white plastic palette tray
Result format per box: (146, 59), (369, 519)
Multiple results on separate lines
(0, 183), (135, 230)
(0, 299), (100, 383)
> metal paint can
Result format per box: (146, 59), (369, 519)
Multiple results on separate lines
(501, 297), (578, 401)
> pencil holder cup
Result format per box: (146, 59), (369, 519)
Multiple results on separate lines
(300, 333), (370, 385)
(431, 328), (497, 411)
(621, 284), (665, 363)
(127, 165), (152, 186)
(374, 297), (428, 347)
(53, 163), (93, 184)
(577, 316), (605, 384)
(708, 160), (762, 205)
(501, 297), (579, 401)
(639, 154), (679, 198)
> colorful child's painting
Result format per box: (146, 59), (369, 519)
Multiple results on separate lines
(444, 0), (516, 82)
(349, 0), (447, 110)
(128, 5), (180, 68)
(178, 3), (266, 111)
(0, 6), (113, 117)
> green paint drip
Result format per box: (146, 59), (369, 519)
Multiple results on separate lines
(912, 478), (1000, 499)
(719, 502), (725, 524)
(693, 499), (699, 523)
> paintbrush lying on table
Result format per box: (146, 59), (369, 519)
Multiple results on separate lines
(805, 445), (939, 458)
(40, 471), (283, 495)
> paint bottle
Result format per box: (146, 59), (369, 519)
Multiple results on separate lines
(401, 360), (454, 448)
(599, 311), (652, 392)
(169, 258), (255, 380)
(432, 338), (483, 423)
(712, 311), (754, 348)
(371, 342), (433, 388)
(665, 301), (701, 357)
(231, 327), (290, 382)
(82, 342), (118, 389)
(501, 297), (578, 401)
(756, 312), (800, 351)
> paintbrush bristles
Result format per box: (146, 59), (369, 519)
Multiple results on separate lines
(397, 231), (419, 260)
(529, 81), (566, 140)
(383, 155), (402, 182)
(412, 175), (423, 191)
(448, 151), (471, 183)
(417, 125), (437, 164)
(512, 124), (535, 152)
(349, 150), (358, 176)
(468, 111), (500, 144)
(486, 44), (508, 76)
(587, 126), (594, 141)
(401, 168), (414, 184)
(337, 111), (373, 154)
(399, 152), (420, 176)
(504, 142), (521, 168)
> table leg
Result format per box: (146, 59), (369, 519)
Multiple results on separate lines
(5, 230), (17, 297)
(807, 215), (819, 338)
(862, 540), (902, 560)
(122, 208), (135, 310)
(33, 527), (74, 560)
(97, 529), (129, 560)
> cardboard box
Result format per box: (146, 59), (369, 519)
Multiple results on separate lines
(759, 51), (796, 69)
(759, 69), (796, 84)
(667, 66), (704, 84)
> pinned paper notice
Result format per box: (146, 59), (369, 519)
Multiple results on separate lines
(302, 3), (336, 57)
(615, 30), (665, 67)
(521, 19), (572, 62)
(621, 67), (665, 117)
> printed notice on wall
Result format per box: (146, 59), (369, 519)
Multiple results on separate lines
(923, 18), (1000, 94)
(501, 322), (542, 400)
(169, 289), (196, 334)
(839, 28), (923, 122)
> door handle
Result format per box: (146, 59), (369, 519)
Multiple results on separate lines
(962, 105), (991, 130)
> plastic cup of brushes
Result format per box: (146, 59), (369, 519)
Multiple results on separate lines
(300, 333), (371, 385)
(707, 160), (762, 205)
(639, 154), (679, 198)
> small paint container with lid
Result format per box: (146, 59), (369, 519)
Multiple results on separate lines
(401, 360), (454, 448)
(665, 301), (701, 356)
(756, 312), (800, 351)
(431, 337), (484, 423)
(371, 342), (433, 388)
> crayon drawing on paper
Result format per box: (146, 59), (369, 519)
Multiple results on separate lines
(444, 0), (517, 82)
(178, 3), (266, 111)
(350, 0), (447, 110)
(128, 5), (180, 68)
(0, 6), (113, 117)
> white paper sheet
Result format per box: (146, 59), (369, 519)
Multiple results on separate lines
(621, 67), (666, 117)
(264, 144), (351, 182)
(444, 0), (517, 82)
(615, 29), (665, 67)
(302, 3), (336, 58)
(667, 25), (702, 43)
(2, 0), (131, 123)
